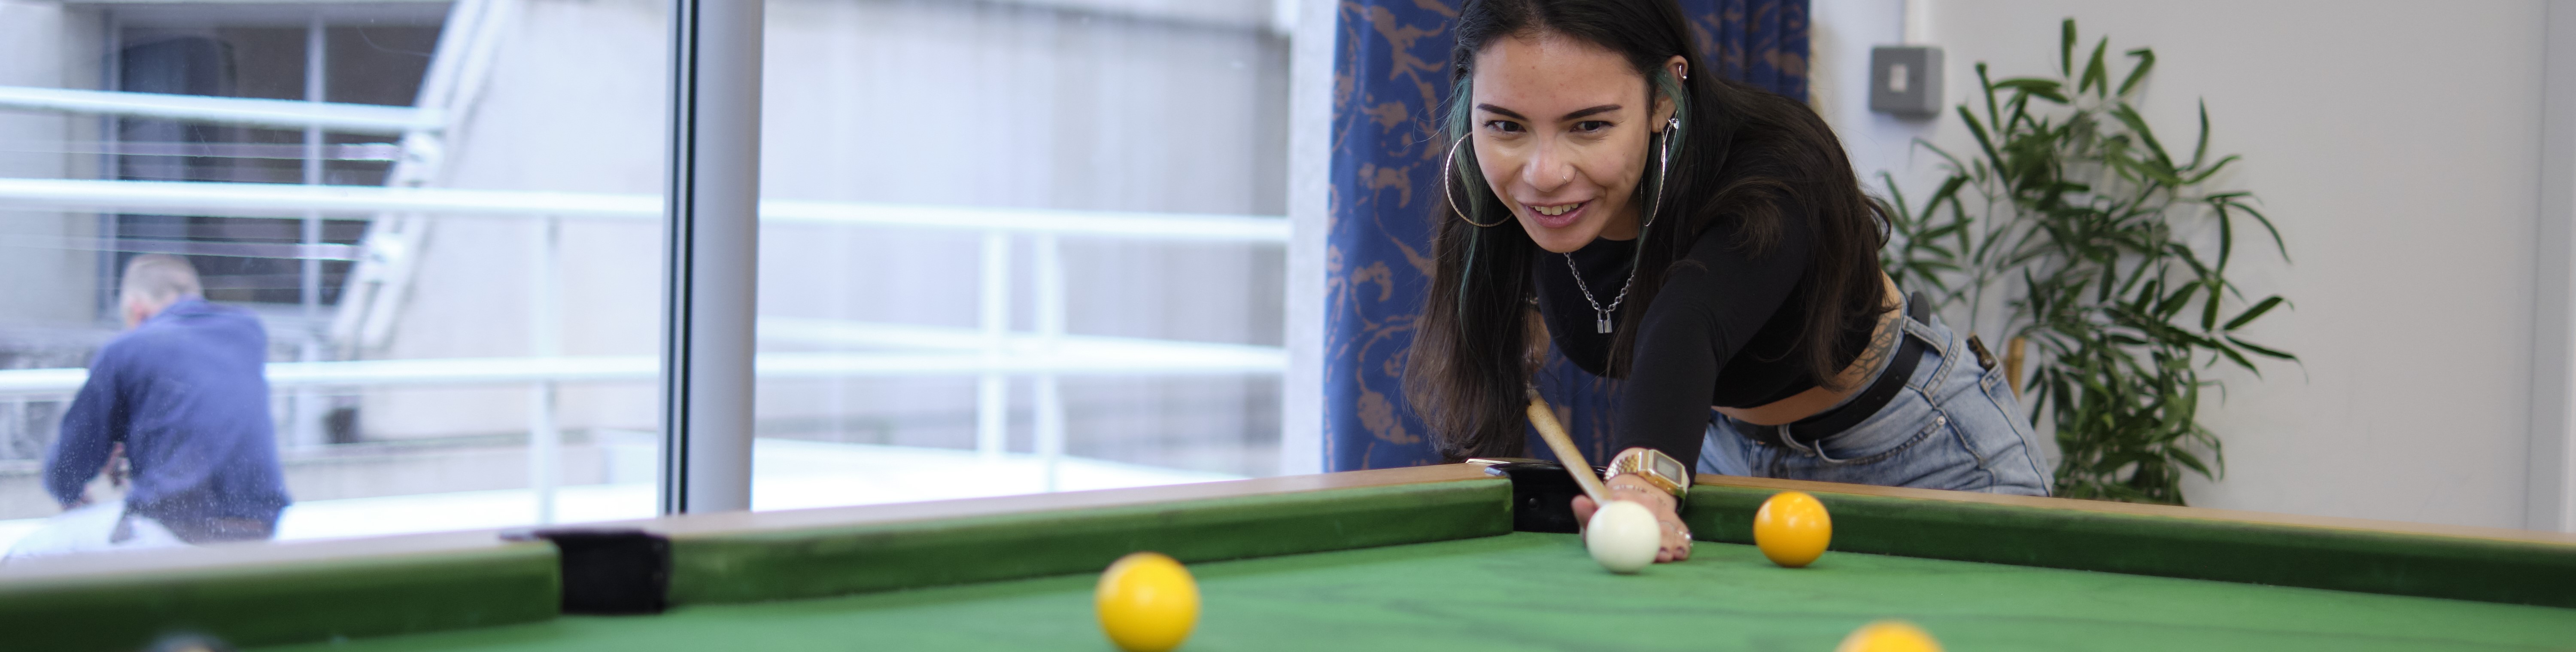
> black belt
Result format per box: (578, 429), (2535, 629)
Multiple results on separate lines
(1744, 294), (1932, 449)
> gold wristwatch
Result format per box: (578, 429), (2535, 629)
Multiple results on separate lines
(1606, 447), (1688, 499)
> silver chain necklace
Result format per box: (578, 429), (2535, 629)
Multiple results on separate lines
(1564, 252), (1636, 334)
(1564, 115), (1679, 336)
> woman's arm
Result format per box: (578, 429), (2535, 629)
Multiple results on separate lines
(1615, 211), (1817, 467)
(1571, 206), (1818, 564)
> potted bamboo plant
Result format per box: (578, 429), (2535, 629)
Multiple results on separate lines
(1882, 19), (2295, 505)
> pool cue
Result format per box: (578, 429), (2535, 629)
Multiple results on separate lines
(1524, 386), (1611, 506)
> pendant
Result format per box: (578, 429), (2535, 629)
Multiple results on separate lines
(1596, 315), (1613, 334)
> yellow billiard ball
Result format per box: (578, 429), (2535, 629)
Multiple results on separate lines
(1836, 620), (1942, 652)
(1752, 490), (1832, 567)
(1095, 551), (1200, 652)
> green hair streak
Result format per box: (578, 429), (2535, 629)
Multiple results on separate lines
(1445, 77), (1493, 318)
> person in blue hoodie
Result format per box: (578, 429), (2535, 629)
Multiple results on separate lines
(45, 254), (291, 544)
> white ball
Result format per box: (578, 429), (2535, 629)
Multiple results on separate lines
(1586, 500), (1662, 574)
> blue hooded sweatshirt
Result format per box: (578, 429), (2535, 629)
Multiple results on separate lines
(44, 298), (292, 524)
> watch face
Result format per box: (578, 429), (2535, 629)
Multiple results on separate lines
(1652, 454), (1685, 480)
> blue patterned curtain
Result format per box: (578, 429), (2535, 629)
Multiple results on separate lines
(1323, 0), (1810, 471)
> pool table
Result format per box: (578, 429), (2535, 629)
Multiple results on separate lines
(4, 463), (2573, 651)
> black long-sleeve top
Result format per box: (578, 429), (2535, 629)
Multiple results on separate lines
(1530, 204), (1870, 468)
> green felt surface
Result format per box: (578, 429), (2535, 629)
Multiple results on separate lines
(261, 533), (2576, 652)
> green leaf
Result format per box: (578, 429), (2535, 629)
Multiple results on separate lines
(2081, 37), (2111, 96)
(2227, 198), (2290, 262)
(1979, 63), (2003, 131)
(2171, 448), (2212, 477)
(2219, 344), (2260, 374)
(2199, 280), (2224, 331)
(1914, 137), (1971, 176)
(1992, 78), (2064, 94)
(2109, 104), (2176, 171)
(2156, 282), (2202, 319)
(1994, 77), (2071, 104)
(2117, 48), (2156, 97)
(1878, 171), (1911, 215)
(2212, 198), (2236, 273)
(2061, 18), (2078, 77)
(2184, 154), (2239, 186)
(1960, 105), (2005, 175)
(2227, 336), (2298, 361)
(2223, 296), (2285, 330)
(1925, 175), (1969, 222)
(2188, 99), (2210, 169)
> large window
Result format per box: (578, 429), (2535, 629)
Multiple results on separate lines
(744, 0), (1291, 509)
(0, 0), (669, 553)
(0, 0), (1296, 556)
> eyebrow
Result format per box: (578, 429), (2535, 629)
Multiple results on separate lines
(1562, 104), (1622, 120)
(1474, 103), (1625, 122)
(1475, 104), (1527, 120)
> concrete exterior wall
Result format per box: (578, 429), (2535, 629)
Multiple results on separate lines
(357, 0), (671, 443)
(0, 0), (108, 480)
(0, 0), (105, 330)
(1816, 0), (2552, 529)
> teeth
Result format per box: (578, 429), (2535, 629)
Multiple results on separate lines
(1534, 203), (1579, 216)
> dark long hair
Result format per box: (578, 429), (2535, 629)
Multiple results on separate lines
(1402, 0), (1892, 460)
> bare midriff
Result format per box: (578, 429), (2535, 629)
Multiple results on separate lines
(1713, 273), (1903, 427)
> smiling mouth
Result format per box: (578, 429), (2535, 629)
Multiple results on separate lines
(1531, 201), (1585, 216)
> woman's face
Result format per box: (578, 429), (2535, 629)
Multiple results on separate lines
(1469, 32), (1678, 254)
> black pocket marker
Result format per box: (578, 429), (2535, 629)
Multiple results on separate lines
(501, 527), (671, 615)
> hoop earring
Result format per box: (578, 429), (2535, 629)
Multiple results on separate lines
(1642, 116), (1680, 229)
(1442, 134), (1508, 228)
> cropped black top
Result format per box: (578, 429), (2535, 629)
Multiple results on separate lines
(1529, 203), (1871, 466)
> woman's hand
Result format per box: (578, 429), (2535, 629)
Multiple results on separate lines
(1571, 472), (1693, 563)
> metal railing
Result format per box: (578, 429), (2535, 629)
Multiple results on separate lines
(0, 178), (1290, 241)
(0, 86), (440, 135)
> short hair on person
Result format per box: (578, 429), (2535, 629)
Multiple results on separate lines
(120, 254), (204, 306)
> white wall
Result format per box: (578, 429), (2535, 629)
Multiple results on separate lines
(1810, 0), (1931, 200)
(1817, 0), (2558, 529)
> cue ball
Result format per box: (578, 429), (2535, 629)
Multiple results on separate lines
(1753, 491), (1832, 567)
(1836, 620), (1942, 652)
(1095, 552), (1200, 652)
(1585, 500), (1662, 574)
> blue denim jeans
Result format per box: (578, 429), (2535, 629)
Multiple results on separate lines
(1697, 302), (2052, 496)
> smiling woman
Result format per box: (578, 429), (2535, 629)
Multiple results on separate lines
(1402, 0), (2051, 568)
(1460, 33), (1673, 251)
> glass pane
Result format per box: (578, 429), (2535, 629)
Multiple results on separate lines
(750, 0), (1289, 509)
(0, 0), (667, 558)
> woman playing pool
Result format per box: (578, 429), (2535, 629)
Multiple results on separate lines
(1403, 0), (2051, 566)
